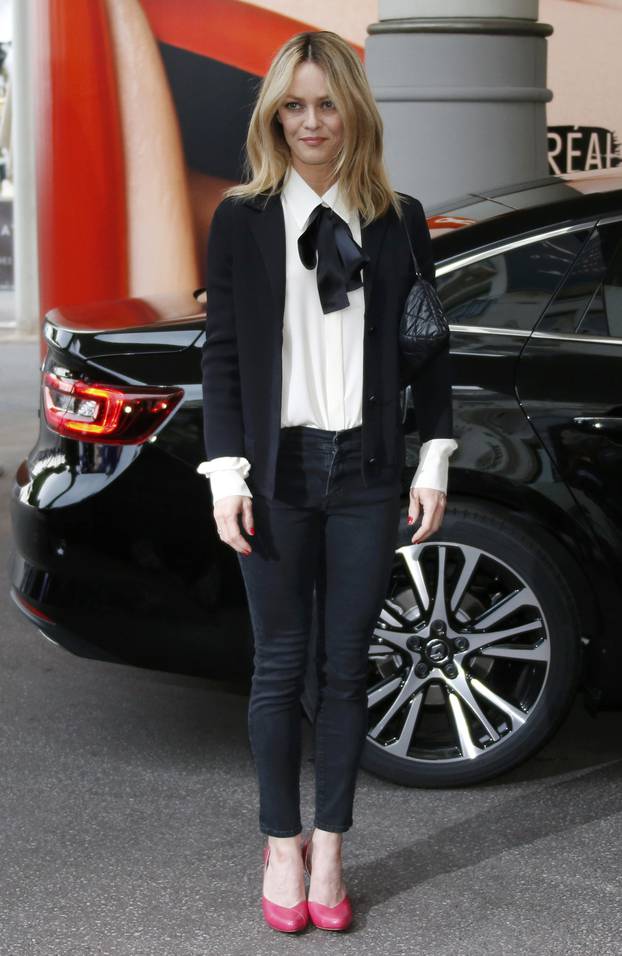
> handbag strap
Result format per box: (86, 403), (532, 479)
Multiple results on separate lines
(401, 211), (424, 280)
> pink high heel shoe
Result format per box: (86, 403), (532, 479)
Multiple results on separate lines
(302, 834), (353, 931)
(261, 843), (309, 933)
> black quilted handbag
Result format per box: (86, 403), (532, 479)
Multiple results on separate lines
(399, 215), (450, 373)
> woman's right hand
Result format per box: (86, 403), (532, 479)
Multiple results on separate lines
(213, 495), (255, 554)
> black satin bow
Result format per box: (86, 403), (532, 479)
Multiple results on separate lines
(297, 203), (370, 315)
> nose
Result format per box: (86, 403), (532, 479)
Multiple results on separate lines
(303, 107), (321, 130)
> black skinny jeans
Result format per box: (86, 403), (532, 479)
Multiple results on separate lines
(236, 424), (403, 837)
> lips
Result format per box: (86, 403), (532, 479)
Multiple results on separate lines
(301, 138), (326, 144)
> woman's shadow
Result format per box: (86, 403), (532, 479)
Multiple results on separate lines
(336, 697), (622, 921)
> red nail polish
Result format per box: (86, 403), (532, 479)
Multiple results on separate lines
(407, 516), (413, 524)
(249, 527), (255, 535)
(243, 549), (251, 555)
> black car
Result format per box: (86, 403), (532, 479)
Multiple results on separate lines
(9, 170), (622, 788)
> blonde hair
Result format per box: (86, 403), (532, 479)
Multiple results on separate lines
(222, 30), (406, 226)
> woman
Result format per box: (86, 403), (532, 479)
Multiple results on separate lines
(197, 30), (458, 933)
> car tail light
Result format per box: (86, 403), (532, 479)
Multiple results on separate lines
(42, 368), (184, 444)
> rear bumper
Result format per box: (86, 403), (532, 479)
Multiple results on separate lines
(9, 579), (125, 663)
(8, 453), (254, 679)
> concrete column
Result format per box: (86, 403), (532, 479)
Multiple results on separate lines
(366, 0), (553, 205)
(12, 0), (39, 335)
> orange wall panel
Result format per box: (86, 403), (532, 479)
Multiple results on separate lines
(35, 0), (128, 319)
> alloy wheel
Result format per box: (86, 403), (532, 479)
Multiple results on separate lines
(367, 540), (550, 764)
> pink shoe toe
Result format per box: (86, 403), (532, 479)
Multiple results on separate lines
(262, 896), (309, 933)
(302, 836), (354, 931)
(307, 894), (353, 931)
(261, 844), (309, 933)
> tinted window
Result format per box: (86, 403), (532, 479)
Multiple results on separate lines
(438, 230), (589, 332)
(536, 220), (622, 338)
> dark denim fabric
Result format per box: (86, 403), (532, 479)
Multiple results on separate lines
(237, 424), (403, 836)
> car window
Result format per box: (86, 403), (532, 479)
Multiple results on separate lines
(535, 220), (622, 338)
(438, 230), (590, 332)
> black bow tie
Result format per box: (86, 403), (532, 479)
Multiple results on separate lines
(297, 203), (370, 315)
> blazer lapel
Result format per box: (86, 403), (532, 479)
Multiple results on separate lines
(244, 191), (390, 321)
(360, 210), (390, 316)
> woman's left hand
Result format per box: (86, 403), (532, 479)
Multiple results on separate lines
(408, 487), (447, 544)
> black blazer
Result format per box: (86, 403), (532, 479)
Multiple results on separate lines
(200, 189), (454, 500)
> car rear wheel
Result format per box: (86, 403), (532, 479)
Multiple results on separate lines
(302, 502), (583, 787)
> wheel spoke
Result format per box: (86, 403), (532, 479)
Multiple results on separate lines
(367, 675), (402, 707)
(470, 677), (527, 727)
(372, 624), (413, 654)
(480, 640), (549, 662)
(447, 692), (485, 759)
(430, 545), (449, 620)
(378, 597), (411, 630)
(471, 585), (538, 629)
(465, 619), (545, 654)
(450, 546), (481, 613)
(396, 546), (430, 611)
(383, 692), (424, 757)
(444, 665), (500, 742)
(368, 670), (422, 740)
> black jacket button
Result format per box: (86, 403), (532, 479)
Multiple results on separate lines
(368, 456), (376, 464)
(368, 325), (376, 333)
(368, 393), (376, 403)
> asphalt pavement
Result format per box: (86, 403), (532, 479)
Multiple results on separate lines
(1, 339), (622, 956)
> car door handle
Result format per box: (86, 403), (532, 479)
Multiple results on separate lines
(571, 416), (622, 434)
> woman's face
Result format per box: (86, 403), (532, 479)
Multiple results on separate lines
(276, 61), (344, 179)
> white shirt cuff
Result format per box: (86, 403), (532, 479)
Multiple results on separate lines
(410, 438), (458, 493)
(196, 457), (253, 504)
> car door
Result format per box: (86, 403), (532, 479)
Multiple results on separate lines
(403, 223), (593, 486)
(516, 214), (622, 703)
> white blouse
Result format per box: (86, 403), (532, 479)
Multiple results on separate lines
(197, 165), (458, 503)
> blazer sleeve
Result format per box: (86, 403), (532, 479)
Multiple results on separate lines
(401, 197), (455, 443)
(200, 198), (247, 459)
